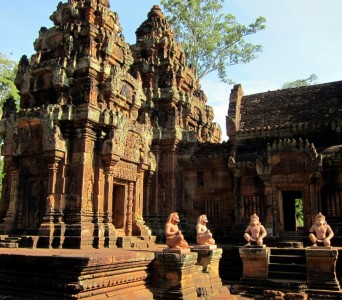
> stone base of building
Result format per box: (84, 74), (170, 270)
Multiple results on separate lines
(0, 248), (154, 300)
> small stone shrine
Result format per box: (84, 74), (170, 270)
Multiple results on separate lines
(0, 0), (157, 249)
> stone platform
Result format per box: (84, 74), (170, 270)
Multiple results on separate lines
(0, 246), (233, 300)
(0, 248), (155, 300)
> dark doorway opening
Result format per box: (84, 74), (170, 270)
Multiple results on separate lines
(282, 191), (303, 231)
(24, 179), (47, 232)
(112, 184), (126, 230)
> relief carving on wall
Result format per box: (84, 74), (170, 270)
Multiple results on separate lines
(113, 160), (138, 181)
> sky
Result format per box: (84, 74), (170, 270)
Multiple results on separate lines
(0, 0), (341, 140)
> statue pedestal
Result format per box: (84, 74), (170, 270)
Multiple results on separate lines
(239, 246), (269, 281)
(306, 247), (340, 291)
(191, 247), (230, 298)
(163, 247), (191, 254)
(150, 252), (199, 299)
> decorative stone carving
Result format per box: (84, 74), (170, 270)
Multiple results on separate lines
(309, 212), (334, 247)
(195, 214), (216, 247)
(164, 212), (189, 251)
(244, 213), (267, 247)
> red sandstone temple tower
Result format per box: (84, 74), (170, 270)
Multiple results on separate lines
(0, 0), (156, 249)
(131, 6), (221, 223)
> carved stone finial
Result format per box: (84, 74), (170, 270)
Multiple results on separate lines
(147, 5), (165, 19)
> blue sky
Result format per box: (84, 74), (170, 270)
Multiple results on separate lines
(1, 0), (341, 139)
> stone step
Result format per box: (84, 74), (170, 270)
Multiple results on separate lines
(270, 248), (305, 256)
(269, 254), (306, 264)
(269, 262), (307, 273)
(268, 247), (308, 283)
(268, 270), (307, 281)
(0, 242), (18, 248)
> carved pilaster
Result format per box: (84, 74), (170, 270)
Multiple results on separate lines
(126, 182), (134, 236)
(0, 168), (20, 233)
(37, 156), (64, 248)
(103, 166), (117, 248)
(234, 169), (242, 224)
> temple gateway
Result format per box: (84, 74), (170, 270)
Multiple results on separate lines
(0, 0), (341, 250)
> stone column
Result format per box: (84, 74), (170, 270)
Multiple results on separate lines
(234, 169), (242, 224)
(239, 247), (269, 281)
(63, 127), (96, 249)
(37, 158), (64, 248)
(1, 168), (20, 233)
(125, 182), (134, 236)
(150, 252), (199, 299)
(103, 166), (117, 248)
(144, 173), (152, 215)
(153, 145), (160, 214)
(306, 248), (340, 291)
(272, 186), (279, 237)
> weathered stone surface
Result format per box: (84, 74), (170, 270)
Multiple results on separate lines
(150, 252), (199, 299)
(131, 5), (222, 228)
(0, 0), (156, 249)
(0, 248), (154, 299)
(306, 248), (340, 291)
(239, 247), (269, 280)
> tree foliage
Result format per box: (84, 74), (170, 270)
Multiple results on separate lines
(295, 198), (304, 227)
(160, 0), (266, 82)
(0, 52), (19, 110)
(281, 74), (318, 89)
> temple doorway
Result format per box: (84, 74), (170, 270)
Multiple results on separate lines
(282, 191), (303, 231)
(112, 184), (126, 232)
(24, 179), (47, 231)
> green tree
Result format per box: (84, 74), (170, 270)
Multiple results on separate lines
(281, 73), (318, 89)
(295, 198), (304, 227)
(160, 0), (266, 82)
(0, 52), (19, 110)
(0, 53), (18, 195)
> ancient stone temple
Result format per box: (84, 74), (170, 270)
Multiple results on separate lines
(0, 0), (342, 299)
(0, 0), (224, 249)
(0, 0), (157, 249)
(227, 81), (342, 244)
(131, 5), (222, 229)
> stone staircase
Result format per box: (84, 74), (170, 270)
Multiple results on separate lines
(0, 235), (40, 248)
(268, 248), (307, 283)
(277, 230), (306, 247)
(0, 235), (20, 248)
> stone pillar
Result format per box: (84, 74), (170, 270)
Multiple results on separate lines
(306, 248), (340, 291)
(103, 166), (117, 248)
(191, 248), (230, 298)
(37, 157), (64, 248)
(272, 186), (279, 237)
(144, 173), (152, 215)
(125, 182), (134, 236)
(239, 247), (269, 281)
(150, 252), (199, 299)
(234, 170), (242, 224)
(1, 168), (20, 233)
(63, 127), (96, 249)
